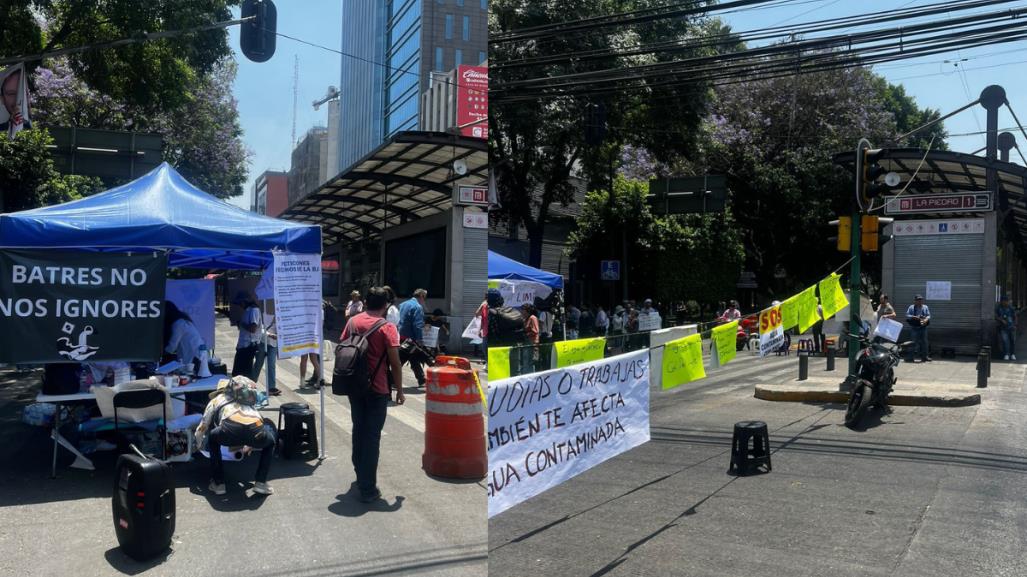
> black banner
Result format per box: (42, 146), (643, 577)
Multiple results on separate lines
(0, 250), (168, 363)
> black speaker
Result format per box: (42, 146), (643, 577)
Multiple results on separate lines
(112, 453), (175, 561)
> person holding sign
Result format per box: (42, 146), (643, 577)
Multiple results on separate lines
(905, 295), (932, 363)
(876, 294), (896, 322)
(427, 308), (450, 354)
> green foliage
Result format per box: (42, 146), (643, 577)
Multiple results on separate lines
(0, 129), (104, 211)
(568, 176), (745, 306)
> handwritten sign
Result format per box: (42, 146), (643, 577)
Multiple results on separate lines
(711, 321), (738, 366)
(422, 326), (440, 348)
(554, 337), (606, 368)
(758, 304), (784, 357)
(637, 312), (661, 332)
(662, 333), (705, 389)
(487, 350), (650, 518)
(781, 294), (799, 331)
(488, 347), (511, 380)
(797, 285), (820, 333)
(818, 273), (849, 321)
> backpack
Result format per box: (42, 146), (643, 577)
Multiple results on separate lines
(488, 305), (525, 346)
(331, 318), (389, 397)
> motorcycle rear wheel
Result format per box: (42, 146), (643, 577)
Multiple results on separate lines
(845, 382), (873, 428)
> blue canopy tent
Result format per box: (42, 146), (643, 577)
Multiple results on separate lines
(0, 162), (321, 269)
(0, 163), (329, 461)
(487, 250), (563, 289)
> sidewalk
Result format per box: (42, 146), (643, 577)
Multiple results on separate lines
(753, 342), (1027, 407)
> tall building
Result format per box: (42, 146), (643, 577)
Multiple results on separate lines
(252, 171), (289, 217)
(288, 126), (329, 206)
(338, 0), (487, 171)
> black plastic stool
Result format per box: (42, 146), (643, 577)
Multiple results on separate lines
(282, 408), (318, 459)
(729, 420), (771, 475)
(277, 402), (310, 433)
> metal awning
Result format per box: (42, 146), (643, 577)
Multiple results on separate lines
(281, 131), (488, 245)
(834, 148), (1027, 245)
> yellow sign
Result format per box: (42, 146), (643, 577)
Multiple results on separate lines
(662, 333), (705, 389)
(554, 337), (606, 368)
(797, 286), (821, 333)
(488, 347), (511, 381)
(487, 280), (500, 289)
(711, 321), (738, 366)
(781, 294), (799, 331)
(818, 273), (849, 320)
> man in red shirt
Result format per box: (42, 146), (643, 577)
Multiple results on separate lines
(339, 286), (405, 502)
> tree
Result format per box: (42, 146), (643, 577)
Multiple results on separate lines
(568, 176), (745, 309)
(0, 129), (104, 212)
(695, 64), (947, 299)
(489, 0), (729, 267)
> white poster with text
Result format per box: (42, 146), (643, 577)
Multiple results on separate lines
(487, 349), (651, 518)
(272, 253), (322, 358)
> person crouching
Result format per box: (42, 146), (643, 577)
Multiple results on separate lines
(195, 376), (276, 496)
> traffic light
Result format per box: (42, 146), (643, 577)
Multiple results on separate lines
(829, 217), (851, 252)
(861, 148), (901, 202)
(241, 0), (277, 63)
(861, 215), (879, 251)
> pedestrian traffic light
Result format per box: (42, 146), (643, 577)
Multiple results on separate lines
(829, 217), (851, 252)
(240, 0), (277, 63)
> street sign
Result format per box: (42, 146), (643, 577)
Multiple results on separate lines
(600, 260), (620, 280)
(892, 218), (984, 236)
(462, 210), (488, 229)
(648, 175), (727, 214)
(883, 192), (991, 215)
(457, 185), (489, 206)
(456, 65), (488, 139)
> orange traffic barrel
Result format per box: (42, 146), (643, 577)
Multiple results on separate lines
(423, 356), (486, 479)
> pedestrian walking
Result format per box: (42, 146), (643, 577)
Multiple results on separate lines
(905, 295), (932, 362)
(338, 287), (405, 503)
(996, 294), (1017, 360)
(427, 308), (450, 354)
(595, 305), (609, 336)
(398, 288), (428, 387)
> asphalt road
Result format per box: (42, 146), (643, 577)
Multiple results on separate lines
(488, 342), (1027, 577)
(0, 317), (487, 577)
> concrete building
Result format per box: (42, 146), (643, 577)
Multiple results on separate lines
(252, 170), (289, 217)
(338, 0), (487, 172)
(287, 127), (329, 206)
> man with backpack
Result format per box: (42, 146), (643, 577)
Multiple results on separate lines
(335, 286), (405, 503)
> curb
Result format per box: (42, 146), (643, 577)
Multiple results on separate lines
(754, 385), (981, 407)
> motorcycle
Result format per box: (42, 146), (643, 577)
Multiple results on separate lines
(844, 332), (911, 428)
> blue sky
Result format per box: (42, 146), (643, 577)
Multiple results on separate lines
(227, 1), (1027, 208)
(226, 0), (341, 209)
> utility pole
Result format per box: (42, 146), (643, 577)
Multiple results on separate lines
(291, 55), (299, 148)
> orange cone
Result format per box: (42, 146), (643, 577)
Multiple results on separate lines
(422, 356), (486, 479)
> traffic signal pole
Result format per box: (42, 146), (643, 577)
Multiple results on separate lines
(850, 139), (872, 375)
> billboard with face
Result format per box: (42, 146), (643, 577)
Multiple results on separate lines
(0, 63), (31, 137)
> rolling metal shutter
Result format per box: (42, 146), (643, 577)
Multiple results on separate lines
(893, 234), (983, 354)
(460, 226), (488, 351)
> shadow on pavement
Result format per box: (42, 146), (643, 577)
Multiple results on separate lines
(329, 488), (405, 516)
(103, 546), (173, 575)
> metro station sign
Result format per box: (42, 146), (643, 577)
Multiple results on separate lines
(883, 192), (991, 215)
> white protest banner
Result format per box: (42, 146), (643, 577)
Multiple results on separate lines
(873, 317), (903, 343)
(637, 312), (661, 332)
(271, 253), (322, 358)
(487, 349), (650, 518)
(165, 279), (215, 348)
(758, 304), (784, 358)
(462, 316), (483, 344)
(489, 279), (552, 307)
(422, 326), (440, 348)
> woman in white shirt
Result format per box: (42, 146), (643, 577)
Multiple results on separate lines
(383, 285), (401, 326)
(163, 301), (206, 372)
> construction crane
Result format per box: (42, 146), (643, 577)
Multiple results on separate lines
(313, 86), (340, 110)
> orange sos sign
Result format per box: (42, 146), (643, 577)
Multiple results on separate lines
(759, 305), (783, 334)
